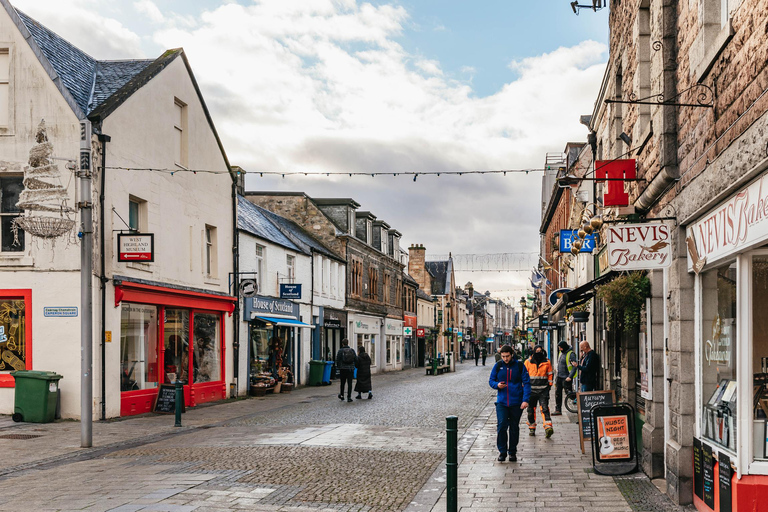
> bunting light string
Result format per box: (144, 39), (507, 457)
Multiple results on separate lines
(102, 166), (545, 178)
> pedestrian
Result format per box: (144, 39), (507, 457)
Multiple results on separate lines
(494, 346), (502, 363)
(481, 345), (487, 366)
(335, 338), (357, 402)
(354, 345), (373, 400)
(577, 341), (601, 392)
(553, 341), (577, 415)
(524, 345), (554, 438)
(489, 345), (530, 462)
(474, 343), (480, 366)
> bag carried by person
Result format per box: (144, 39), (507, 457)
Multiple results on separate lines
(342, 347), (355, 364)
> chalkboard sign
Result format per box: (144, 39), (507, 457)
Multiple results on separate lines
(719, 451), (732, 512)
(577, 390), (615, 453)
(702, 443), (715, 509)
(154, 384), (186, 414)
(693, 438), (703, 500)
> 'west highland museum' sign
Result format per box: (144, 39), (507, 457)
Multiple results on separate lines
(117, 233), (154, 262)
(606, 223), (672, 270)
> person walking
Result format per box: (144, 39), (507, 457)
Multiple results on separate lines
(578, 341), (601, 392)
(489, 345), (530, 462)
(553, 341), (577, 415)
(474, 343), (480, 366)
(354, 345), (373, 400)
(524, 345), (554, 438)
(335, 338), (357, 402)
(494, 346), (502, 363)
(481, 345), (488, 366)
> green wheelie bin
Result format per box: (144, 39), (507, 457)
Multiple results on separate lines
(308, 360), (325, 386)
(10, 370), (62, 423)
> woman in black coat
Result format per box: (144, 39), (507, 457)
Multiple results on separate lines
(354, 345), (373, 399)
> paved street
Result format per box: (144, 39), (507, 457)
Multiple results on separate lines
(0, 363), (686, 511)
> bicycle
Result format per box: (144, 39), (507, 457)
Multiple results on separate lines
(564, 389), (578, 413)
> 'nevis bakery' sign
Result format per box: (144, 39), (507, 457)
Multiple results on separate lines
(606, 223), (672, 270)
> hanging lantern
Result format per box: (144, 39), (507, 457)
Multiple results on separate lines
(570, 246), (579, 255)
(583, 222), (594, 235)
(590, 215), (604, 230)
(577, 228), (587, 239)
(572, 239), (583, 251)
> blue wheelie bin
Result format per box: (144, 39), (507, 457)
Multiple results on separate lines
(322, 361), (333, 385)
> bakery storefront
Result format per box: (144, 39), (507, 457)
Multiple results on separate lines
(686, 170), (768, 511)
(245, 295), (312, 390)
(115, 279), (235, 417)
(349, 314), (381, 371)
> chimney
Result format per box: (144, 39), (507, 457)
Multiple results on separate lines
(408, 244), (427, 290)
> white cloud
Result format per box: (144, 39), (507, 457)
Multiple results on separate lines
(12, 0), (144, 59)
(134, 0), (164, 23)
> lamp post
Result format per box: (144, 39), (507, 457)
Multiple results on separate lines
(519, 297), (527, 356)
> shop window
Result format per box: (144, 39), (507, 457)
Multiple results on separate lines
(120, 304), (159, 392)
(0, 48), (9, 127)
(1, 176), (24, 252)
(192, 313), (221, 383)
(700, 260), (737, 452)
(249, 320), (273, 375)
(386, 336), (392, 364)
(752, 255), (768, 461)
(0, 292), (30, 385)
(396, 336), (401, 363)
(358, 333), (375, 367)
(164, 308), (189, 384)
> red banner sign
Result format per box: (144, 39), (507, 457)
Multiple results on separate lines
(595, 159), (636, 207)
(416, 328), (425, 337)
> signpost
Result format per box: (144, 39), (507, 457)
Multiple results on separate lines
(117, 233), (154, 262)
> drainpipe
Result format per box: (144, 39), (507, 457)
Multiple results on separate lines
(310, 248), (316, 361)
(232, 181), (240, 395)
(97, 133), (110, 421)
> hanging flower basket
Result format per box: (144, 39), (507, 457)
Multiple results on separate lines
(13, 216), (75, 239)
(572, 311), (590, 323)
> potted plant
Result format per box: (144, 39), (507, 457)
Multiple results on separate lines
(596, 271), (651, 330)
(567, 300), (591, 323)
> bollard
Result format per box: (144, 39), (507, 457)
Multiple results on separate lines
(446, 415), (458, 512)
(174, 380), (183, 427)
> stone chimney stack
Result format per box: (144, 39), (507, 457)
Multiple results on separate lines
(408, 244), (427, 291)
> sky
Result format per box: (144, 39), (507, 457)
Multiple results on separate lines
(12, 0), (609, 304)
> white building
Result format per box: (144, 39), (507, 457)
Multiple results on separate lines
(0, 2), (235, 418)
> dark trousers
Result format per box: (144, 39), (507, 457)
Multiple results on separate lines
(526, 389), (552, 429)
(482, 355), (487, 366)
(339, 369), (354, 397)
(554, 376), (573, 412)
(496, 402), (523, 456)
(474, 354), (479, 365)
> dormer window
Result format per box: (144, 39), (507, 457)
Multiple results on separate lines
(366, 221), (372, 245)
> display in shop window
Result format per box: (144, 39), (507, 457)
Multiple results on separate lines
(0, 300), (26, 372)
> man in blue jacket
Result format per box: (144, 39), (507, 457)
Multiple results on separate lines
(489, 345), (530, 462)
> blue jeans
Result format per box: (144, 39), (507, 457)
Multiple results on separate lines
(496, 402), (524, 456)
(581, 383), (595, 392)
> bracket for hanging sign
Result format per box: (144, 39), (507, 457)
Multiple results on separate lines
(605, 83), (714, 108)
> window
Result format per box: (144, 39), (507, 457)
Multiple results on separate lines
(120, 303), (159, 391)
(351, 258), (363, 297)
(0, 48), (9, 127)
(358, 333), (375, 366)
(366, 222), (372, 245)
(331, 261), (337, 297)
(700, 260), (737, 452)
(323, 258), (330, 295)
(368, 266), (378, 300)
(0, 176), (23, 252)
(751, 255), (768, 461)
(386, 336), (392, 364)
(174, 98), (188, 167)
(635, 1), (651, 137)
(690, 0), (739, 80)
(164, 309), (189, 383)
(204, 225), (217, 277)
(286, 254), (295, 283)
(0, 291), (30, 386)
(255, 244), (265, 293)
(192, 312), (221, 383)
(383, 273), (391, 303)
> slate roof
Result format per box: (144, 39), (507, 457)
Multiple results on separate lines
(238, 196), (300, 252)
(15, 10), (154, 117)
(425, 259), (452, 295)
(417, 289), (434, 302)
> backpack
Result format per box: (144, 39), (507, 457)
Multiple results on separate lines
(342, 347), (355, 364)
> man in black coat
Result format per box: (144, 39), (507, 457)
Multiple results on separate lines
(474, 344), (480, 366)
(335, 338), (357, 402)
(577, 341), (601, 392)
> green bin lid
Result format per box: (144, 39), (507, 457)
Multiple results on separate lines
(10, 370), (63, 380)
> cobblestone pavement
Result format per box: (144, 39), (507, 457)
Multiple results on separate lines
(0, 363), (690, 511)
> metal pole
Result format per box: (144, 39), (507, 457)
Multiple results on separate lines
(175, 380), (183, 427)
(446, 415), (458, 512)
(79, 120), (93, 448)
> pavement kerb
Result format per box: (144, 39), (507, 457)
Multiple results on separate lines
(404, 394), (495, 512)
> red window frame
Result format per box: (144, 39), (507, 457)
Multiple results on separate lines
(0, 289), (32, 387)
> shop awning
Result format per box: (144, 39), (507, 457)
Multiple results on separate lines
(253, 316), (315, 328)
(550, 270), (619, 322)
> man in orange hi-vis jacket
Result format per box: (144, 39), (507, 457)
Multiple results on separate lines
(524, 345), (554, 438)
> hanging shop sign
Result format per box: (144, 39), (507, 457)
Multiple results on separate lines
(117, 233), (154, 262)
(245, 295), (299, 320)
(548, 288), (572, 306)
(605, 222), (672, 270)
(686, 170), (768, 271)
(239, 279), (258, 298)
(416, 328), (425, 337)
(595, 159), (636, 207)
(560, 230), (596, 253)
(322, 308), (346, 329)
(279, 283), (302, 299)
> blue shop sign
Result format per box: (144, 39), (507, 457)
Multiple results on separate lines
(559, 229), (596, 253)
(245, 295), (300, 321)
(280, 283), (302, 299)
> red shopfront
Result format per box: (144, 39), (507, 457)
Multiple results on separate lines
(114, 280), (235, 417)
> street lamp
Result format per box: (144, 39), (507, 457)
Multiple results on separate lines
(519, 297), (527, 353)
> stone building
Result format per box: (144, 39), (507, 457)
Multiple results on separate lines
(243, 193), (406, 373)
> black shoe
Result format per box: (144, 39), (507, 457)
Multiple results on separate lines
(355, 394), (362, 399)
(552, 411), (562, 416)
(368, 393), (373, 399)
(338, 394), (343, 400)
(347, 397), (353, 402)
(508, 453), (517, 462)
(497, 453), (506, 462)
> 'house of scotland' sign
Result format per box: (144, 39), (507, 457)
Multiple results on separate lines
(606, 223), (672, 270)
(245, 295), (300, 320)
